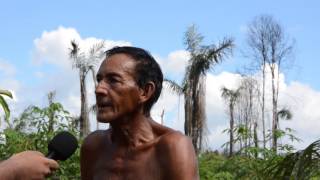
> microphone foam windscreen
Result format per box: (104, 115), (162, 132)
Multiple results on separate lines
(48, 131), (78, 161)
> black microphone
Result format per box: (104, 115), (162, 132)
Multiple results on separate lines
(46, 131), (78, 161)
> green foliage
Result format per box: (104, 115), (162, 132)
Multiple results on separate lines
(266, 139), (320, 179)
(199, 152), (261, 180)
(0, 102), (81, 179)
(0, 89), (13, 121)
(199, 141), (320, 180)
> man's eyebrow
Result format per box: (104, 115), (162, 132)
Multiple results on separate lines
(97, 72), (123, 79)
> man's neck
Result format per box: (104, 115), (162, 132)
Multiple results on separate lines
(110, 114), (155, 148)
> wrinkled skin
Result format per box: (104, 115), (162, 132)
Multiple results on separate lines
(81, 54), (199, 180)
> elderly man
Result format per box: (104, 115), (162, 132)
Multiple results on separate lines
(81, 46), (199, 180)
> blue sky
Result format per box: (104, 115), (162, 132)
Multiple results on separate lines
(1, 0), (320, 150)
(1, 0), (320, 89)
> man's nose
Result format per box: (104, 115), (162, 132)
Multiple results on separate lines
(95, 81), (108, 95)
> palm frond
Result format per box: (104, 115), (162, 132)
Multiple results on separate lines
(69, 40), (79, 58)
(266, 139), (320, 179)
(221, 87), (232, 99)
(184, 24), (203, 54)
(221, 87), (240, 99)
(89, 40), (105, 64)
(277, 108), (292, 120)
(69, 40), (82, 68)
(163, 78), (183, 95)
(206, 38), (234, 63)
(187, 38), (234, 79)
(0, 89), (13, 120)
(0, 89), (13, 98)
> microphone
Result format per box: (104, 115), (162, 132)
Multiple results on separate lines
(46, 131), (78, 161)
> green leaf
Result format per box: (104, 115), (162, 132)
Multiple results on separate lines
(0, 89), (13, 98)
(0, 95), (10, 120)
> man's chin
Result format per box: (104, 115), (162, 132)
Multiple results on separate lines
(97, 114), (114, 123)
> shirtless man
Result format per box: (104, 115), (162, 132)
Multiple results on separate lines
(81, 46), (199, 180)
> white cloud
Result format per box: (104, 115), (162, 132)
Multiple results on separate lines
(0, 59), (16, 77)
(34, 71), (45, 79)
(32, 26), (131, 69)
(32, 27), (81, 68)
(3, 27), (132, 131)
(207, 125), (229, 150)
(280, 82), (320, 149)
(155, 50), (189, 82)
(152, 87), (184, 131)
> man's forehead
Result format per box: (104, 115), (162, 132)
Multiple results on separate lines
(98, 54), (137, 74)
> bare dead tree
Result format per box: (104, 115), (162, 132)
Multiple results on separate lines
(246, 15), (294, 152)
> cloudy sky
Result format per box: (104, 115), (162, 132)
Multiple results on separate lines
(1, 0), (320, 150)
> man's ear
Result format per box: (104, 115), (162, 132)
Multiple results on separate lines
(139, 82), (156, 103)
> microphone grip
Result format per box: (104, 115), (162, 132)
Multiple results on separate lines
(46, 151), (56, 160)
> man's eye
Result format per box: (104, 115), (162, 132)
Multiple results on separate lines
(109, 77), (119, 84)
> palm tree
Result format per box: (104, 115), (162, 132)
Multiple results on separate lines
(166, 25), (234, 153)
(221, 87), (241, 156)
(0, 89), (13, 121)
(69, 40), (104, 137)
(266, 138), (320, 179)
(47, 91), (56, 133)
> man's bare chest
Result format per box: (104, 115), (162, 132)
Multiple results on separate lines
(92, 148), (163, 180)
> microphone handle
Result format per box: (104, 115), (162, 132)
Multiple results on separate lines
(46, 151), (56, 160)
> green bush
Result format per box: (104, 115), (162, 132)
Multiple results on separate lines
(0, 103), (81, 179)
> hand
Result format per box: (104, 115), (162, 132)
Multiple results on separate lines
(0, 151), (59, 180)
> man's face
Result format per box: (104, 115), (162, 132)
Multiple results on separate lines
(95, 54), (142, 123)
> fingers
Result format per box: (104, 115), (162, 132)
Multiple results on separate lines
(45, 158), (59, 170)
(29, 151), (59, 171)
(5, 150), (60, 180)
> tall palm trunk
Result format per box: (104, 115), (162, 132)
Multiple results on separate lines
(229, 103), (234, 157)
(184, 85), (192, 136)
(47, 91), (56, 133)
(186, 75), (206, 153)
(80, 70), (90, 137)
(90, 67), (99, 130)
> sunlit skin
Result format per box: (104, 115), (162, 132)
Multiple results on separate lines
(81, 53), (199, 180)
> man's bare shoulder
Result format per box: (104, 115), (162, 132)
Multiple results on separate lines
(150, 119), (190, 144)
(156, 130), (199, 180)
(157, 130), (193, 150)
(81, 129), (111, 151)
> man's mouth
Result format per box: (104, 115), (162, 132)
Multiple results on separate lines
(97, 102), (113, 110)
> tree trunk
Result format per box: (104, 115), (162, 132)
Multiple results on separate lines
(271, 64), (278, 152)
(253, 121), (258, 157)
(229, 104), (234, 157)
(261, 62), (266, 149)
(184, 75), (206, 154)
(90, 67), (97, 88)
(47, 91), (56, 133)
(80, 70), (90, 137)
